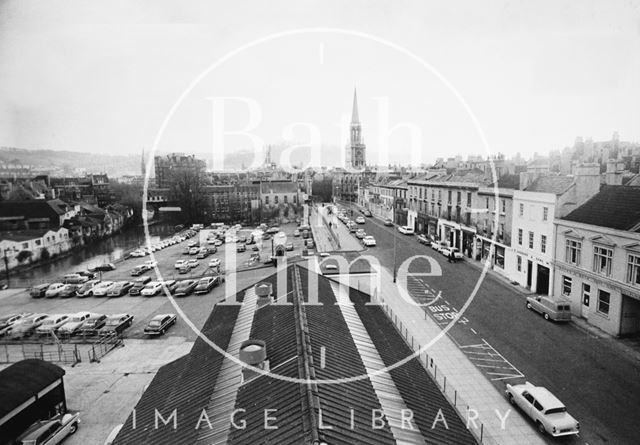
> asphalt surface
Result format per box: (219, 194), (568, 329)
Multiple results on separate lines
(338, 203), (640, 445)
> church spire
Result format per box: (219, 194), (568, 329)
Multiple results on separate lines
(351, 87), (359, 123)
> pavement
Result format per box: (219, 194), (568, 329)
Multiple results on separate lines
(309, 205), (365, 253)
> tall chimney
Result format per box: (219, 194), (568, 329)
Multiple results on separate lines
(574, 163), (601, 207)
(605, 159), (624, 185)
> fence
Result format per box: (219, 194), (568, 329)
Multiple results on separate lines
(379, 301), (499, 445)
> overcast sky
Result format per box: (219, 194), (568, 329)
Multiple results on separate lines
(1, 0), (639, 167)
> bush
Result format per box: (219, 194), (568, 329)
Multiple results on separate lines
(40, 247), (51, 261)
(16, 250), (32, 263)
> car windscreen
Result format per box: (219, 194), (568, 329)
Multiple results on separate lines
(106, 319), (121, 326)
(149, 320), (162, 327)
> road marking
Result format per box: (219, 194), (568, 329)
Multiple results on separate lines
(470, 328), (478, 334)
(460, 343), (488, 349)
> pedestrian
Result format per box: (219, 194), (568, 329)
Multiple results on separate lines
(449, 250), (455, 263)
(448, 250), (453, 263)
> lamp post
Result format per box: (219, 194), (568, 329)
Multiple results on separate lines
(3, 248), (10, 287)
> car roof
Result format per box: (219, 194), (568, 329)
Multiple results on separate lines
(523, 384), (565, 409)
(151, 313), (174, 320)
(17, 419), (58, 440)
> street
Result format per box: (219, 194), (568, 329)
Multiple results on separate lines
(338, 203), (640, 445)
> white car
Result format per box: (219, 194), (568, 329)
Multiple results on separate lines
(130, 249), (146, 257)
(398, 226), (415, 235)
(17, 411), (80, 444)
(441, 246), (464, 261)
(92, 281), (116, 297)
(144, 260), (158, 268)
(208, 258), (221, 268)
(506, 382), (579, 437)
(35, 314), (70, 335)
(362, 236), (377, 247)
(57, 311), (92, 335)
(175, 259), (188, 269)
(355, 216), (366, 224)
(141, 281), (163, 297)
(44, 283), (66, 298)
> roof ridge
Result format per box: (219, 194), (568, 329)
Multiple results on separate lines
(292, 265), (322, 444)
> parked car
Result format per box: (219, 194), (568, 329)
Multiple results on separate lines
(76, 280), (101, 297)
(91, 262), (116, 272)
(57, 311), (92, 336)
(441, 246), (464, 261)
(16, 411), (80, 445)
(526, 296), (572, 321)
(81, 314), (108, 335)
(355, 229), (366, 239)
(398, 225), (415, 235)
(58, 284), (79, 298)
(208, 258), (221, 269)
(266, 226), (280, 234)
(187, 259), (199, 268)
(129, 249), (146, 257)
(362, 236), (377, 247)
(44, 283), (66, 298)
(236, 243), (246, 253)
(178, 265), (191, 275)
(189, 247), (199, 255)
(355, 216), (366, 224)
(144, 314), (177, 336)
(293, 229), (301, 237)
(35, 314), (70, 335)
(196, 248), (210, 259)
(144, 260), (158, 268)
(92, 281), (116, 297)
(305, 239), (315, 249)
(430, 240), (442, 251)
(76, 270), (97, 280)
(161, 279), (178, 293)
(141, 281), (163, 297)
(29, 283), (50, 298)
(174, 279), (198, 297)
(107, 281), (134, 297)
(63, 273), (89, 284)
(363, 210), (372, 217)
(99, 314), (134, 336)
(129, 277), (152, 295)
(194, 276), (217, 294)
(285, 242), (294, 251)
(384, 218), (394, 226)
(416, 234), (429, 245)
(8, 314), (49, 338)
(130, 264), (150, 276)
(0, 313), (30, 336)
(505, 382), (579, 436)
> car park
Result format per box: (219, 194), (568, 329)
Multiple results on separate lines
(57, 311), (92, 336)
(194, 276), (217, 294)
(92, 281), (116, 297)
(107, 281), (134, 297)
(81, 314), (108, 335)
(99, 314), (134, 336)
(16, 411), (80, 445)
(44, 283), (66, 298)
(526, 296), (572, 321)
(362, 236), (377, 247)
(506, 382), (579, 436)
(355, 216), (366, 224)
(129, 277), (151, 296)
(76, 280), (101, 297)
(35, 314), (70, 335)
(174, 279), (198, 297)
(58, 284), (79, 298)
(144, 314), (177, 336)
(141, 281), (163, 297)
(29, 283), (50, 298)
(8, 314), (49, 338)
(63, 273), (89, 284)
(398, 225), (415, 235)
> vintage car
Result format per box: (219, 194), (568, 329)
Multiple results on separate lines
(8, 314), (48, 338)
(80, 314), (108, 335)
(506, 382), (579, 437)
(129, 277), (152, 295)
(441, 246), (465, 261)
(29, 283), (51, 298)
(141, 282), (163, 297)
(194, 276), (218, 295)
(362, 236), (377, 247)
(107, 281), (134, 297)
(16, 412), (80, 445)
(44, 283), (66, 298)
(174, 280), (198, 297)
(526, 296), (572, 321)
(98, 314), (133, 336)
(58, 284), (79, 298)
(144, 314), (177, 336)
(57, 311), (92, 336)
(35, 314), (70, 335)
(76, 280), (101, 297)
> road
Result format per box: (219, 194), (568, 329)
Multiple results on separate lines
(337, 202), (640, 445)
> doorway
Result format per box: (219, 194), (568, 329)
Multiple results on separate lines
(581, 284), (591, 318)
(536, 265), (550, 295)
(526, 260), (533, 288)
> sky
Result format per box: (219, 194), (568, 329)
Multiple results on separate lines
(1, 0), (639, 168)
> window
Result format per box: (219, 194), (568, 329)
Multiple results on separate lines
(627, 254), (640, 285)
(494, 246), (505, 269)
(501, 199), (506, 214)
(597, 290), (611, 315)
(274, 196), (279, 204)
(562, 276), (572, 296)
(565, 239), (582, 265)
(517, 255), (522, 272)
(486, 198), (489, 209)
(293, 195), (297, 203)
(519, 203), (524, 216)
(593, 246), (613, 276)
(448, 191), (452, 203)
(528, 231), (534, 249)
(499, 223), (504, 237)
(541, 235), (547, 254)
(543, 207), (549, 221)
(518, 229), (523, 245)
(265, 196), (269, 205)
(467, 192), (471, 207)
(22, 242), (28, 249)
(35, 239), (42, 246)
(284, 195), (288, 204)
(457, 191), (461, 204)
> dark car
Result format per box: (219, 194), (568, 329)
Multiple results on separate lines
(29, 283), (50, 298)
(80, 314), (108, 335)
(16, 412), (80, 445)
(194, 276), (218, 294)
(174, 279), (197, 297)
(108, 281), (134, 297)
(91, 262), (116, 272)
(236, 243), (246, 253)
(130, 265), (150, 276)
(99, 313), (134, 336)
(144, 314), (177, 336)
(76, 270), (97, 279)
(129, 277), (152, 296)
(59, 284), (79, 298)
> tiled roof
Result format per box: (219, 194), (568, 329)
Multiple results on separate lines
(0, 359), (65, 419)
(0, 199), (70, 219)
(114, 264), (474, 445)
(491, 174), (520, 189)
(524, 175), (575, 195)
(562, 185), (640, 231)
(260, 181), (298, 194)
(0, 228), (55, 242)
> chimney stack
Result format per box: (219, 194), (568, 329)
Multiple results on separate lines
(574, 162), (601, 207)
(605, 159), (624, 185)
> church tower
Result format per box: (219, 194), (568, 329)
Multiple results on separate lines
(346, 88), (366, 169)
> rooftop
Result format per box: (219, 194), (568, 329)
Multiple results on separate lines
(524, 175), (575, 195)
(562, 185), (640, 231)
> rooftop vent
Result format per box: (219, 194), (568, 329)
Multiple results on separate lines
(254, 282), (273, 307)
(239, 339), (269, 383)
